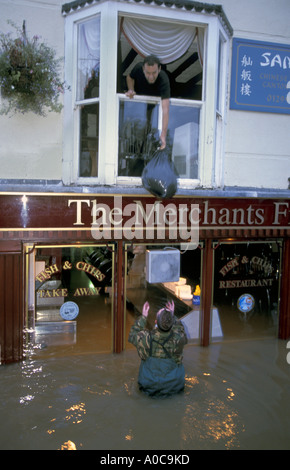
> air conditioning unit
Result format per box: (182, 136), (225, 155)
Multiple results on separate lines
(146, 249), (180, 284)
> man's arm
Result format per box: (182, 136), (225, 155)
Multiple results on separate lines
(128, 301), (150, 347)
(173, 320), (188, 348)
(128, 315), (152, 361)
(128, 315), (147, 347)
(160, 98), (169, 149)
(125, 75), (136, 99)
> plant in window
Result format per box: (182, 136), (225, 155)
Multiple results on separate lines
(0, 20), (69, 116)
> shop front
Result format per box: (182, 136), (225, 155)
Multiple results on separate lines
(0, 193), (289, 364)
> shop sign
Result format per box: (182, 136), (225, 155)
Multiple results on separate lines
(218, 255), (275, 290)
(1, 194), (289, 241)
(38, 286), (102, 298)
(36, 261), (105, 297)
(230, 37), (290, 114)
(237, 294), (255, 313)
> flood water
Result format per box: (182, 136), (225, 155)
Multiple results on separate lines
(1, 337), (290, 450)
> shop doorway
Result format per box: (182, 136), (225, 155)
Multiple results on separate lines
(124, 243), (202, 348)
(26, 244), (114, 358)
(213, 241), (282, 341)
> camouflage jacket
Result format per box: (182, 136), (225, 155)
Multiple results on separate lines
(128, 316), (188, 365)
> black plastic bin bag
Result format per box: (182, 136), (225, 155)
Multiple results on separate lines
(141, 150), (178, 199)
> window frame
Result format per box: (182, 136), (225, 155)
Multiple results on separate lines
(63, 1), (230, 188)
(117, 94), (203, 185)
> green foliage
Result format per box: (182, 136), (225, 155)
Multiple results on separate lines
(0, 20), (69, 116)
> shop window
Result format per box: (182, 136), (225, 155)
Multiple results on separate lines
(125, 243), (202, 348)
(30, 244), (114, 356)
(213, 241), (282, 341)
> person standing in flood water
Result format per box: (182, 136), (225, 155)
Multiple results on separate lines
(128, 300), (188, 397)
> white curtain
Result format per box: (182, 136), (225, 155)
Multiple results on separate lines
(121, 17), (196, 64)
(196, 28), (205, 67)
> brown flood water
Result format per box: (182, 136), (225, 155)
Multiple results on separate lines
(0, 336), (290, 450)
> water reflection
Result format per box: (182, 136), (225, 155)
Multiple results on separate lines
(0, 338), (290, 450)
(60, 440), (77, 450)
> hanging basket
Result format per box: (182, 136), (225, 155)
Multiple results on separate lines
(2, 66), (33, 95)
(0, 20), (69, 116)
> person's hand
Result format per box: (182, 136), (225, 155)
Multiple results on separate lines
(159, 133), (166, 150)
(165, 300), (175, 314)
(142, 301), (150, 318)
(125, 89), (136, 99)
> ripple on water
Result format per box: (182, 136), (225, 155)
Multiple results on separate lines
(0, 339), (289, 450)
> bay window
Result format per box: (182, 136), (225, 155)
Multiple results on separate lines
(63, 1), (231, 188)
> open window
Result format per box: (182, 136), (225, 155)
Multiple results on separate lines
(117, 17), (203, 100)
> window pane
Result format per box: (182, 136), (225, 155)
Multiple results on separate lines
(125, 243), (202, 349)
(77, 17), (100, 101)
(213, 242), (281, 341)
(79, 103), (99, 177)
(118, 100), (159, 176)
(169, 105), (199, 179)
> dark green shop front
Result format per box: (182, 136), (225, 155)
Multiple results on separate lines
(0, 193), (289, 363)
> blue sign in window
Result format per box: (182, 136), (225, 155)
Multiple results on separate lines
(230, 38), (290, 114)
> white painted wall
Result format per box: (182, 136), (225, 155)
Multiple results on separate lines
(220, 0), (290, 189)
(0, 0), (64, 180)
(0, 0), (289, 189)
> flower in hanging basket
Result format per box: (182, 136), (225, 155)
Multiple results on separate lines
(0, 20), (69, 116)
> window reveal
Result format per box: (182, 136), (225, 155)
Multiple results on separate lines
(77, 16), (100, 177)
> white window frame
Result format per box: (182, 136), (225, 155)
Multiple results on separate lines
(63, 1), (230, 189)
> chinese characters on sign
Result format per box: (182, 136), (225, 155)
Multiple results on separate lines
(240, 54), (252, 97)
(230, 38), (290, 114)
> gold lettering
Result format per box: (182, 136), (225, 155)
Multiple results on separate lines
(73, 287), (101, 296)
(68, 199), (91, 225)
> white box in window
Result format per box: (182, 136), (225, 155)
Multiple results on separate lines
(146, 249), (180, 284)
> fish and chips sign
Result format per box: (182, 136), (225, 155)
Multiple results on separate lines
(230, 37), (290, 114)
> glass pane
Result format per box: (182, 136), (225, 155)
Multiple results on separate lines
(213, 242), (281, 341)
(79, 102), (99, 177)
(34, 246), (113, 357)
(118, 100), (159, 176)
(168, 105), (199, 179)
(77, 16), (100, 101)
(118, 18), (203, 100)
(125, 243), (202, 349)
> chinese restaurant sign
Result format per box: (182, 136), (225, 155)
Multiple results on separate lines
(230, 37), (290, 114)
